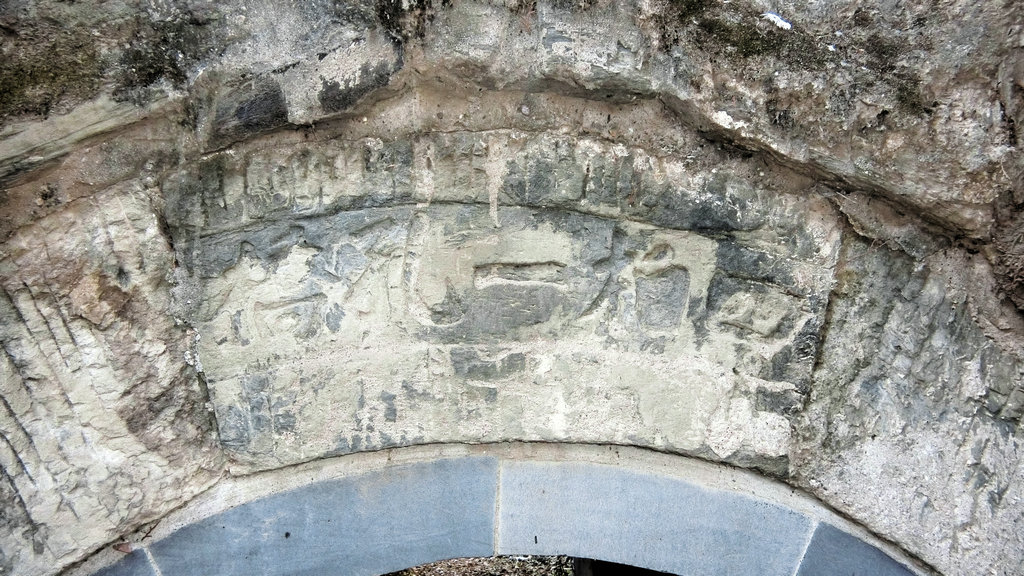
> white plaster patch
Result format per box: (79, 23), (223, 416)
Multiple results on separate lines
(761, 12), (793, 30)
(712, 110), (748, 131)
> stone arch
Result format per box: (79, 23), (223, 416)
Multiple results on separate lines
(79, 445), (920, 576)
(2, 2), (1023, 576)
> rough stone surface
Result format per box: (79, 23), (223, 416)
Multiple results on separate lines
(165, 107), (840, 474)
(792, 237), (1024, 575)
(0, 1), (1022, 576)
(384, 556), (574, 576)
(0, 183), (222, 575)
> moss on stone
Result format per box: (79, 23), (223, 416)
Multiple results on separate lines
(694, 15), (829, 68)
(697, 17), (782, 58)
(376, 0), (444, 43)
(115, 17), (218, 102)
(653, 2), (830, 70)
(669, 0), (711, 21)
(653, 3), (931, 118)
(892, 71), (930, 115)
(0, 30), (101, 118)
(864, 33), (901, 73)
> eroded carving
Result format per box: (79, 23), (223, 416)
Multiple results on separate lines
(165, 125), (841, 472)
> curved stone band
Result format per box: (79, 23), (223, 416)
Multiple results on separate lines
(80, 444), (920, 576)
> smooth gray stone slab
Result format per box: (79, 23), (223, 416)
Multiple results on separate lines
(796, 522), (915, 576)
(91, 550), (155, 576)
(496, 461), (812, 576)
(147, 457), (498, 576)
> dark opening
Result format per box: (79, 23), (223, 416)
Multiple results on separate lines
(574, 559), (674, 576)
(382, 556), (674, 576)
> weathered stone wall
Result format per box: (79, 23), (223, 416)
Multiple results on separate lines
(1, 1), (1022, 575)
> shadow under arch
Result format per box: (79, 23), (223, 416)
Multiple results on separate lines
(80, 444), (923, 576)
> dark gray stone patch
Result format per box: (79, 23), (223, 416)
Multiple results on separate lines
(216, 404), (251, 452)
(632, 174), (763, 232)
(186, 222), (305, 278)
(241, 373), (273, 434)
(496, 461), (812, 576)
(147, 457), (498, 576)
(319, 61), (396, 114)
(496, 143), (767, 234)
(755, 386), (803, 416)
(451, 348), (527, 380)
(272, 410), (297, 432)
(781, 312), (826, 392)
(230, 309), (250, 345)
(90, 550), (155, 576)
(572, 153), (628, 208)
(325, 303), (345, 332)
(209, 78), (290, 150)
(715, 240), (798, 290)
(796, 523), (915, 576)
(160, 156), (226, 234)
(380, 391), (398, 422)
(455, 283), (563, 338)
(417, 207), (616, 343)
(635, 267), (690, 329)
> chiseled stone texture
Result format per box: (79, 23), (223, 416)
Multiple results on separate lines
(0, 186), (223, 575)
(0, 1), (1021, 576)
(793, 237), (1024, 576)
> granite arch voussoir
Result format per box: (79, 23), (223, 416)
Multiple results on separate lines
(76, 444), (926, 576)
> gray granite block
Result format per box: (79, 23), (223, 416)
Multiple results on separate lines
(496, 461), (812, 576)
(146, 457), (498, 576)
(796, 522), (915, 576)
(90, 550), (155, 576)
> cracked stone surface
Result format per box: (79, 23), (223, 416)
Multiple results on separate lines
(1, 1), (1022, 576)
(0, 184), (223, 576)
